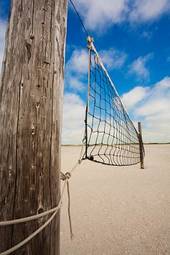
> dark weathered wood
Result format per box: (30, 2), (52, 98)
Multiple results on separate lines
(0, 0), (67, 254)
(138, 122), (144, 169)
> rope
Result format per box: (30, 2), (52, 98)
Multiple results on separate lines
(0, 182), (66, 255)
(60, 171), (73, 239)
(0, 152), (83, 255)
(0, 203), (61, 226)
(67, 179), (73, 239)
(69, 0), (89, 37)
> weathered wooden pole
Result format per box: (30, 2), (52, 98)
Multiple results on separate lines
(0, 0), (67, 254)
(138, 122), (144, 169)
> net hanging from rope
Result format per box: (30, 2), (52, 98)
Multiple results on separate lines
(83, 38), (143, 166)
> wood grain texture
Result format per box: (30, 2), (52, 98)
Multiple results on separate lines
(0, 0), (68, 254)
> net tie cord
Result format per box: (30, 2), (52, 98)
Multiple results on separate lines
(0, 158), (82, 255)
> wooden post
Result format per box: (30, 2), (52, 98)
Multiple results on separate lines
(138, 122), (144, 169)
(85, 37), (92, 159)
(84, 36), (94, 159)
(0, 0), (67, 254)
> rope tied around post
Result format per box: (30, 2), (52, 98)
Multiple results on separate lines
(0, 155), (83, 255)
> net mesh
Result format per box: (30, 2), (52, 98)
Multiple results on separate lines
(83, 41), (142, 166)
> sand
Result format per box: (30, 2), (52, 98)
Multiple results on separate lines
(61, 145), (170, 255)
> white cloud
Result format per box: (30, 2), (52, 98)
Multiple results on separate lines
(155, 77), (170, 90)
(130, 0), (170, 22)
(76, 0), (128, 31)
(66, 76), (85, 91)
(135, 77), (170, 116)
(0, 20), (7, 71)
(71, 0), (170, 32)
(121, 86), (149, 109)
(62, 93), (85, 144)
(129, 54), (152, 80)
(66, 49), (88, 75)
(100, 48), (127, 69)
(122, 77), (170, 143)
(65, 49), (88, 91)
(136, 99), (169, 117)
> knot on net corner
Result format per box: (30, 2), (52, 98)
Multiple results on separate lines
(60, 171), (71, 181)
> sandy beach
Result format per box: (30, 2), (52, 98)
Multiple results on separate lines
(61, 145), (170, 255)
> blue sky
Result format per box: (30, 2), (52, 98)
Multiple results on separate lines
(0, 0), (170, 143)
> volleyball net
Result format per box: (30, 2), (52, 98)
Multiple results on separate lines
(83, 38), (144, 166)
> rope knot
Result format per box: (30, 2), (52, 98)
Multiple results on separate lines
(60, 171), (71, 181)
